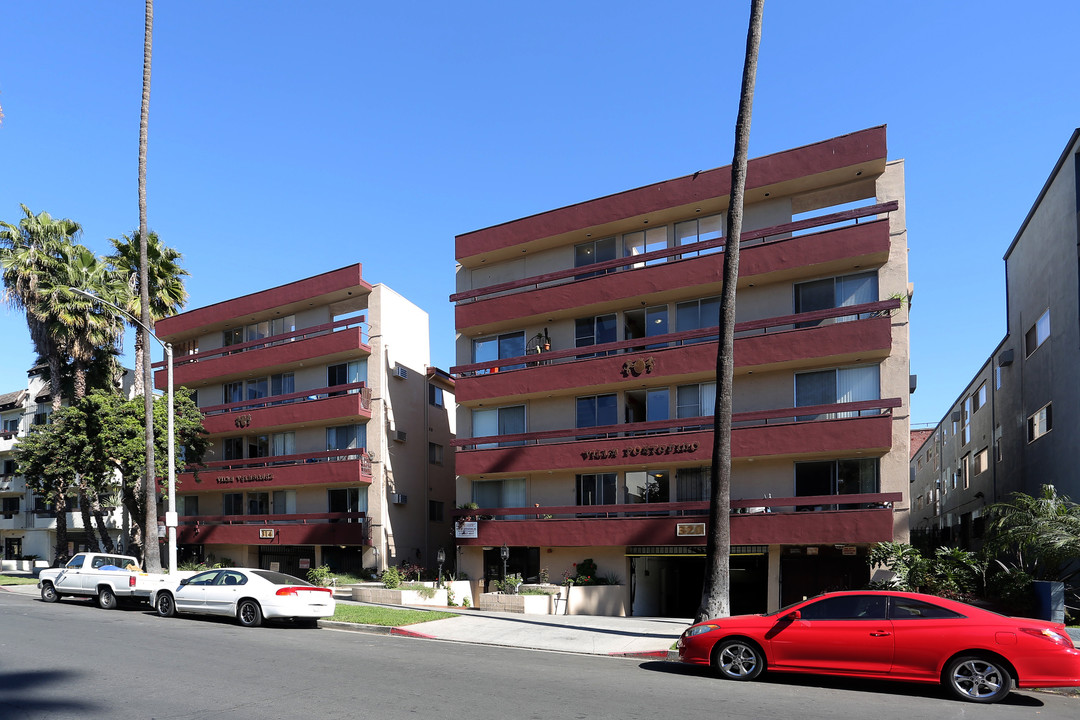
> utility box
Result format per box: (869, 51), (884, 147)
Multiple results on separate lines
(1033, 580), (1065, 623)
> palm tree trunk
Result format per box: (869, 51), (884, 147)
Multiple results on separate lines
(77, 489), (100, 552)
(697, 0), (764, 623)
(133, 331), (145, 396)
(92, 495), (116, 553)
(53, 495), (69, 565)
(138, 0), (161, 573)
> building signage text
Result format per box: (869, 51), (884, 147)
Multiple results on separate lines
(216, 473), (274, 485)
(581, 442), (699, 461)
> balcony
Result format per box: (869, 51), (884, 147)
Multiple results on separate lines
(452, 399), (900, 476)
(452, 492), (902, 548)
(0, 511), (27, 531)
(175, 449), (372, 491)
(176, 512), (369, 546)
(454, 202), (897, 330)
(199, 383), (371, 435)
(154, 317), (370, 389)
(452, 300), (900, 402)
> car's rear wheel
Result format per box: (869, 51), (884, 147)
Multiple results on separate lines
(945, 655), (1013, 703)
(40, 583), (60, 603)
(713, 638), (765, 680)
(237, 599), (263, 628)
(97, 587), (118, 610)
(156, 593), (176, 618)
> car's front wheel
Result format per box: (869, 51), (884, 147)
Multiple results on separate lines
(40, 583), (60, 603)
(713, 638), (765, 680)
(237, 599), (263, 628)
(97, 587), (118, 610)
(945, 655), (1013, 703)
(155, 593), (176, 618)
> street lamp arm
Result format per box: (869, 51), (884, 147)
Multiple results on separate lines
(70, 287), (167, 350)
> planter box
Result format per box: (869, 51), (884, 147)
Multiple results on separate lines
(477, 592), (554, 614)
(563, 585), (627, 616)
(351, 585), (448, 607)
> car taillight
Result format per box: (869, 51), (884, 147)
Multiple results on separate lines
(129, 576), (137, 588)
(1020, 627), (1074, 648)
(276, 586), (333, 596)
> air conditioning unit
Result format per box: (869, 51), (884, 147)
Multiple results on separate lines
(390, 493), (407, 505)
(393, 430), (407, 443)
(394, 364), (408, 380)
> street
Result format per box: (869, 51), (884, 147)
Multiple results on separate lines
(1, 589), (1077, 720)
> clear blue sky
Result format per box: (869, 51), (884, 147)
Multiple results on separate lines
(2, 1), (1078, 427)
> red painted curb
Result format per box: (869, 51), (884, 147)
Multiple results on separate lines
(390, 627), (436, 639)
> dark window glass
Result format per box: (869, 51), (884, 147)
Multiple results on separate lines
(800, 595), (886, 620)
(889, 598), (963, 619)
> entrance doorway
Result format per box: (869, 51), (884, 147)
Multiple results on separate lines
(629, 547), (768, 617)
(4, 537), (22, 560)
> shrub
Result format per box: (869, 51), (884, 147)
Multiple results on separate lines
(402, 582), (436, 599)
(307, 565), (334, 587)
(381, 566), (403, 589)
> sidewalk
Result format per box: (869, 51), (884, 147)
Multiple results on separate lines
(0, 580), (688, 657)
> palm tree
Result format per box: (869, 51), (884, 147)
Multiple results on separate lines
(1, 205), (83, 563)
(697, 0), (765, 623)
(986, 485), (1080, 583)
(106, 231), (189, 395)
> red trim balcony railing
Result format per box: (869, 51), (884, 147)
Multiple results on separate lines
(451, 492), (904, 548)
(176, 512), (369, 546)
(200, 382), (371, 417)
(450, 299), (901, 377)
(152, 316), (370, 370)
(451, 201), (898, 304)
(450, 398), (902, 450)
(189, 447), (372, 474)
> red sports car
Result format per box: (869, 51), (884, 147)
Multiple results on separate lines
(677, 590), (1080, 703)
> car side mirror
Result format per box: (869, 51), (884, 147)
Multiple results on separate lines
(179, 578), (190, 586)
(785, 610), (801, 620)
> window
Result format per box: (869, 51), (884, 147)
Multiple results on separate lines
(429, 500), (444, 522)
(961, 453), (970, 489)
(889, 597), (961, 619)
(2, 497), (20, 518)
(270, 315), (295, 338)
(180, 495), (198, 516)
(674, 213), (723, 258)
(223, 381), (243, 404)
(271, 372), (295, 397)
(222, 437), (244, 461)
(327, 360), (365, 393)
(576, 473), (617, 506)
(973, 382), (987, 412)
(626, 470), (669, 504)
(994, 425), (1003, 463)
(428, 384), (444, 408)
(575, 314), (617, 357)
(272, 490), (295, 514)
(222, 327), (243, 348)
(623, 227), (668, 268)
(270, 432), (295, 457)
(223, 493), (243, 515)
(675, 297), (720, 343)
(473, 478), (526, 517)
(246, 377), (268, 402)
(428, 442), (443, 465)
(973, 447), (989, 475)
(1025, 309), (1050, 356)
(795, 459), (879, 507)
(676, 382), (716, 420)
(1027, 403), (1052, 442)
(247, 435), (269, 459)
(995, 364), (1004, 390)
(247, 492), (269, 515)
(794, 271), (878, 326)
(676, 466), (711, 502)
(3, 417), (18, 433)
(795, 365), (880, 419)
(33, 409), (50, 426)
(473, 331), (526, 372)
(472, 405), (525, 448)
(327, 424), (366, 451)
(328, 487), (366, 521)
(574, 236), (616, 277)
(961, 396), (972, 446)
(799, 595), (887, 620)
(576, 394), (617, 432)
(624, 306), (669, 349)
(2, 459), (15, 476)
(625, 388), (669, 428)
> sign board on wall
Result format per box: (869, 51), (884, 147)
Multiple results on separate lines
(299, 558), (311, 569)
(259, 528), (275, 540)
(676, 523), (706, 537)
(455, 521), (478, 539)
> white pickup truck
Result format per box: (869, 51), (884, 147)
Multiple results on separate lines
(37, 552), (177, 609)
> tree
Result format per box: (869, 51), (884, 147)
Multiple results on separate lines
(985, 485), (1080, 585)
(1, 205), (83, 563)
(138, 0), (160, 572)
(697, 0), (765, 623)
(106, 231), (189, 395)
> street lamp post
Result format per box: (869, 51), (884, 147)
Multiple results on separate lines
(71, 288), (176, 574)
(436, 547), (446, 588)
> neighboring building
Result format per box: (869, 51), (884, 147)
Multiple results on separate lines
(153, 264), (456, 578)
(1, 368), (134, 563)
(451, 127), (911, 616)
(911, 129), (1080, 547)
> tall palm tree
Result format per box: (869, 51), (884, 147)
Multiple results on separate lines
(107, 231), (189, 395)
(1, 205), (83, 563)
(138, 0), (161, 573)
(697, 0), (765, 623)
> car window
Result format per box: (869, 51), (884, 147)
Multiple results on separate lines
(215, 571), (247, 586)
(799, 595), (887, 620)
(250, 569), (311, 586)
(187, 571), (220, 586)
(66, 554), (85, 569)
(889, 598), (963, 619)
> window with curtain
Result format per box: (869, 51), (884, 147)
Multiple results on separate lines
(796, 365), (879, 420)
(675, 296), (720, 343)
(473, 406), (526, 448)
(676, 382), (716, 420)
(472, 479), (526, 518)
(794, 271), (877, 326)
(576, 473), (617, 507)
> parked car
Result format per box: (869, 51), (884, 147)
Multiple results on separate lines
(150, 568), (335, 628)
(677, 590), (1080, 703)
(37, 552), (182, 609)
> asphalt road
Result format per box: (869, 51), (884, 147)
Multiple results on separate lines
(2, 590), (1077, 720)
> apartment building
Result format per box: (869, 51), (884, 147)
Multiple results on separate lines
(451, 127), (911, 616)
(154, 264), (456, 578)
(911, 129), (1080, 546)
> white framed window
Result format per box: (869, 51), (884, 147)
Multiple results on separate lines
(473, 405), (525, 448)
(676, 382), (716, 419)
(674, 213), (723, 258)
(794, 271), (878, 325)
(473, 331), (525, 372)
(1025, 309), (1050, 356)
(675, 296), (720, 343)
(574, 236), (616, 277)
(973, 447), (988, 475)
(1027, 403), (1052, 442)
(795, 365), (880, 419)
(326, 424), (366, 451)
(622, 227), (668, 268)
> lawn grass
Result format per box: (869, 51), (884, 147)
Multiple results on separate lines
(331, 604), (458, 626)
(0, 574), (39, 586)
